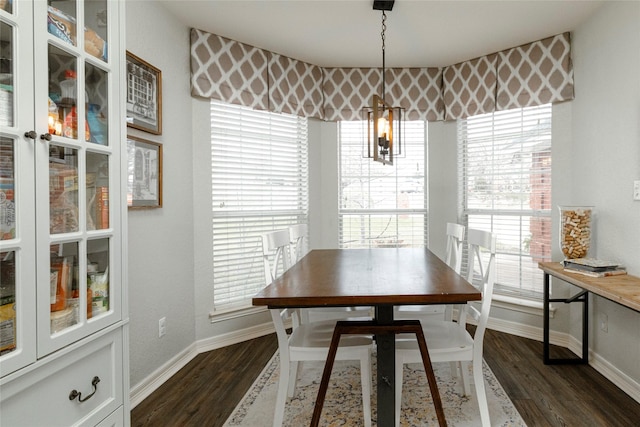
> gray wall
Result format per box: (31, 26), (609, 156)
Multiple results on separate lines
(126, 1), (195, 387)
(126, 0), (640, 398)
(567, 0), (640, 381)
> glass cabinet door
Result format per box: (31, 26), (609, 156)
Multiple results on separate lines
(0, 0), (121, 377)
(34, 0), (120, 357)
(0, 2), (37, 377)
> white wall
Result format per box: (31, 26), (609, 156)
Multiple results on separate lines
(567, 0), (640, 382)
(126, 0), (640, 403)
(126, 1), (196, 387)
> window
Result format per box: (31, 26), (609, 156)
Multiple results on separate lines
(339, 121), (427, 248)
(210, 100), (308, 311)
(458, 104), (552, 297)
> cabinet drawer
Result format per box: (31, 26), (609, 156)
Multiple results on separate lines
(0, 329), (123, 427)
(96, 406), (125, 427)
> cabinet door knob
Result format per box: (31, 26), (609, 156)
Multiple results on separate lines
(69, 376), (101, 403)
(40, 133), (52, 141)
(24, 130), (37, 139)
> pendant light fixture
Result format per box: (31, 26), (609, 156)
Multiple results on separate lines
(365, 0), (403, 166)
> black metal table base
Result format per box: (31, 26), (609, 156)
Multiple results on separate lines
(543, 272), (589, 364)
(310, 317), (447, 427)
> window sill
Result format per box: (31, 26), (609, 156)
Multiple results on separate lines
(209, 305), (267, 324)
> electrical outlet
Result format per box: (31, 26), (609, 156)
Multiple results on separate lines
(634, 180), (640, 201)
(599, 313), (608, 333)
(159, 317), (166, 338)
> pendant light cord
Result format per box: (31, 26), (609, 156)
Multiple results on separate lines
(381, 11), (387, 100)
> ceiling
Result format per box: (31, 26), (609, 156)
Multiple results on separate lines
(156, 0), (604, 68)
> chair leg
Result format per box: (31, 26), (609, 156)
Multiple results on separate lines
(395, 358), (403, 427)
(287, 361), (299, 398)
(273, 358), (290, 427)
(448, 361), (458, 379)
(360, 350), (372, 427)
(459, 361), (471, 396)
(473, 357), (490, 427)
(451, 361), (471, 396)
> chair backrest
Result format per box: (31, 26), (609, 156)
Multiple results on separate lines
(260, 229), (291, 285)
(445, 222), (465, 274)
(461, 228), (497, 336)
(288, 223), (308, 264)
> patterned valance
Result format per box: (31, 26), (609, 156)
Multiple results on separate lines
(387, 68), (443, 121)
(443, 55), (497, 121)
(322, 67), (443, 121)
(190, 29), (269, 111)
(269, 53), (324, 119)
(496, 32), (574, 110)
(322, 68), (380, 121)
(190, 27), (574, 122)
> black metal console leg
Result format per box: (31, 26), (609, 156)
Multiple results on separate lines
(543, 272), (589, 365)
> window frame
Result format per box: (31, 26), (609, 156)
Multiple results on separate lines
(209, 100), (309, 313)
(457, 104), (553, 300)
(338, 120), (428, 249)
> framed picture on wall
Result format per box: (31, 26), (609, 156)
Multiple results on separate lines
(127, 136), (163, 208)
(125, 51), (162, 134)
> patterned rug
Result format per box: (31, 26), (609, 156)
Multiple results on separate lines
(224, 352), (526, 426)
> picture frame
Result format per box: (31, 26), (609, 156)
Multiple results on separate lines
(125, 51), (162, 135)
(127, 136), (163, 209)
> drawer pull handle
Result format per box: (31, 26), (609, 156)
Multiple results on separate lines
(69, 376), (101, 402)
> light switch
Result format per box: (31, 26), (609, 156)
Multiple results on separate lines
(634, 180), (640, 201)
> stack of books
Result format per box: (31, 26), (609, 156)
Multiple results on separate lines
(563, 258), (627, 277)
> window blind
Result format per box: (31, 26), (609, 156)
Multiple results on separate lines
(458, 104), (552, 297)
(338, 121), (427, 248)
(211, 100), (308, 311)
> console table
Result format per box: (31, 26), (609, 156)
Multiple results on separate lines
(538, 262), (640, 364)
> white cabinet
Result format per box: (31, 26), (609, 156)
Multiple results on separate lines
(1, 0), (128, 425)
(0, 327), (124, 426)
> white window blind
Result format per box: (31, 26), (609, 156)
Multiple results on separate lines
(458, 104), (552, 297)
(211, 100), (308, 311)
(339, 121), (427, 248)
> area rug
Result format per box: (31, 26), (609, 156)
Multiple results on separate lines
(224, 352), (526, 426)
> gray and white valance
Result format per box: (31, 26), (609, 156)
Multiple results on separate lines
(443, 55), (497, 121)
(322, 68), (380, 121)
(496, 32), (574, 110)
(387, 68), (443, 121)
(269, 53), (324, 119)
(190, 29), (269, 111)
(190, 27), (574, 122)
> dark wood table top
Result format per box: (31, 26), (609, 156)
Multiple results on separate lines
(253, 248), (481, 308)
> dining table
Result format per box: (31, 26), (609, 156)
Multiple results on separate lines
(252, 248), (481, 427)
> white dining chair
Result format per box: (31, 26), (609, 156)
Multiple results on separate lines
(261, 229), (292, 284)
(261, 231), (373, 427)
(395, 222), (466, 322)
(270, 309), (373, 427)
(288, 223), (308, 265)
(394, 228), (496, 427)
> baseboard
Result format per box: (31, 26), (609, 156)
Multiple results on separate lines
(129, 322), (275, 409)
(129, 342), (198, 408)
(130, 317), (640, 408)
(486, 317), (640, 405)
(567, 335), (640, 404)
(485, 316), (571, 348)
(196, 321), (276, 354)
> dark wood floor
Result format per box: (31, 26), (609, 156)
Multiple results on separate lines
(131, 329), (640, 426)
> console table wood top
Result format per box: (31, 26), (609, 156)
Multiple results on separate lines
(539, 261), (640, 312)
